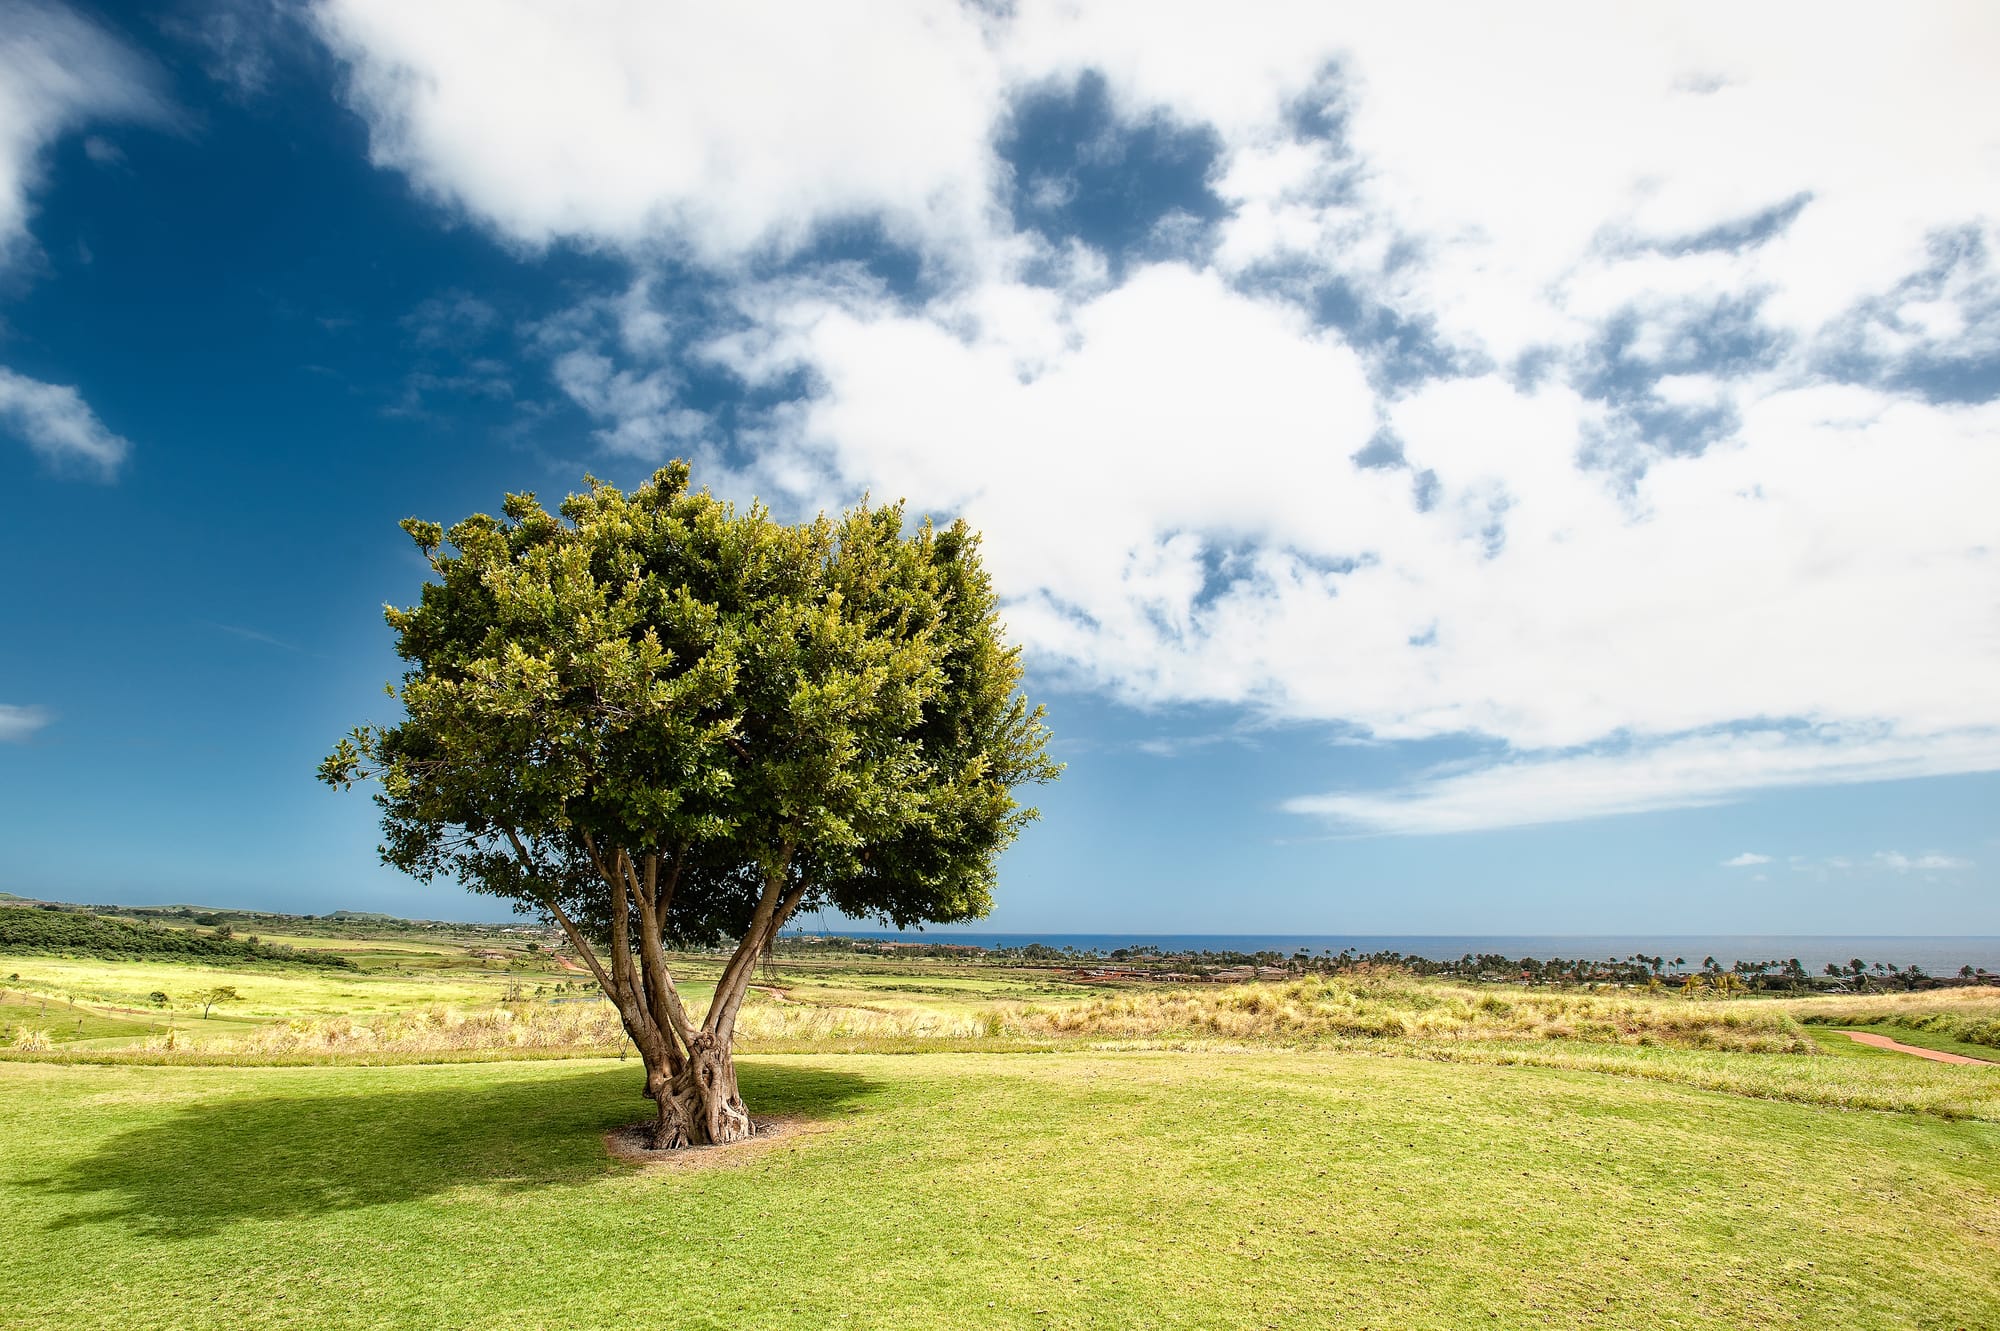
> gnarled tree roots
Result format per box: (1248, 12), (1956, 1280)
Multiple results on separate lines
(646, 1037), (752, 1149)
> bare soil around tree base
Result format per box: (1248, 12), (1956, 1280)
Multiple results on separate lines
(601, 1113), (823, 1169)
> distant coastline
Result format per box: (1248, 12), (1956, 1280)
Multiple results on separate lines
(790, 931), (2000, 973)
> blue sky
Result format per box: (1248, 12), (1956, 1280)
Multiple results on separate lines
(2, 1), (1996, 932)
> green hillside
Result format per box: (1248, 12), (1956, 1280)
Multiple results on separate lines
(0, 907), (356, 971)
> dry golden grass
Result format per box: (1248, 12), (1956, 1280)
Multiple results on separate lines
(64, 972), (2000, 1074)
(1002, 973), (1815, 1052)
(1775, 986), (2000, 1049)
(159, 1002), (630, 1055)
(735, 1000), (995, 1042)
(93, 974), (1841, 1058)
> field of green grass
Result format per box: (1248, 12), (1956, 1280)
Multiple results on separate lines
(6, 925), (2000, 1328)
(3, 1052), (1995, 1330)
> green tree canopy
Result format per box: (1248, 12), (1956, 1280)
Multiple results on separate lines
(322, 462), (1057, 1145)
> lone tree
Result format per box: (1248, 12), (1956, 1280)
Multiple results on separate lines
(198, 985), (239, 1019)
(321, 463), (1057, 1147)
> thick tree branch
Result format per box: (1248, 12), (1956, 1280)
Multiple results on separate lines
(544, 899), (617, 1006)
(773, 877), (813, 931)
(607, 849), (654, 1034)
(631, 845), (694, 1048)
(579, 828), (619, 892)
(658, 843), (684, 918)
(708, 842), (795, 1042)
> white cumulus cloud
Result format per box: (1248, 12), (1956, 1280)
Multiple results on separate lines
(310, 2), (2000, 830)
(1723, 852), (1772, 867)
(311, 0), (1007, 269)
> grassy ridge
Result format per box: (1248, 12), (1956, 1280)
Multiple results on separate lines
(0, 907), (356, 970)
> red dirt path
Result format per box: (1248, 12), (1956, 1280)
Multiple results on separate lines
(1836, 1029), (1997, 1065)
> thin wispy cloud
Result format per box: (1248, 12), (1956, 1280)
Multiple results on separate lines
(1723, 852), (1771, 867)
(1871, 851), (1973, 873)
(1284, 726), (2000, 835)
(0, 703), (52, 743)
(0, 0), (169, 263)
(207, 621), (303, 653)
(0, 366), (130, 477)
(0, 1), (166, 478)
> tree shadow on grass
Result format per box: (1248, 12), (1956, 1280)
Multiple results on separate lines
(27, 1060), (878, 1237)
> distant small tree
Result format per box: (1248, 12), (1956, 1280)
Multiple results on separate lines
(213, 925), (234, 940)
(322, 464), (1058, 1147)
(147, 990), (170, 1009)
(197, 985), (239, 1019)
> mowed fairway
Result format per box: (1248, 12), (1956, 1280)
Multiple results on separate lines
(3, 1052), (1995, 1330)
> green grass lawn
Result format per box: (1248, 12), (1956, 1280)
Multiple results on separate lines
(3, 1051), (1996, 1330)
(0, 991), (153, 1043)
(0, 955), (560, 1020)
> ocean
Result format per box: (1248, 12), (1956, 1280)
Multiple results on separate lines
(790, 932), (2000, 973)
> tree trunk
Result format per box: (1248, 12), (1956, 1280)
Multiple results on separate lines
(650, 1033), (752, 1148)
(547, 840), (795, 1151)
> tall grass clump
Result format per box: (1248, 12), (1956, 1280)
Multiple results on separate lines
(732, 1002), (989, 1042)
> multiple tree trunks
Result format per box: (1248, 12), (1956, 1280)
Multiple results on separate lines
(541, 837), (802, 1150)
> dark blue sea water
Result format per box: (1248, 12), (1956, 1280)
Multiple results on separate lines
(794, 932), (2000, 973)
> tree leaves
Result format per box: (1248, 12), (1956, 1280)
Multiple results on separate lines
(322, 462), (1059, 945)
